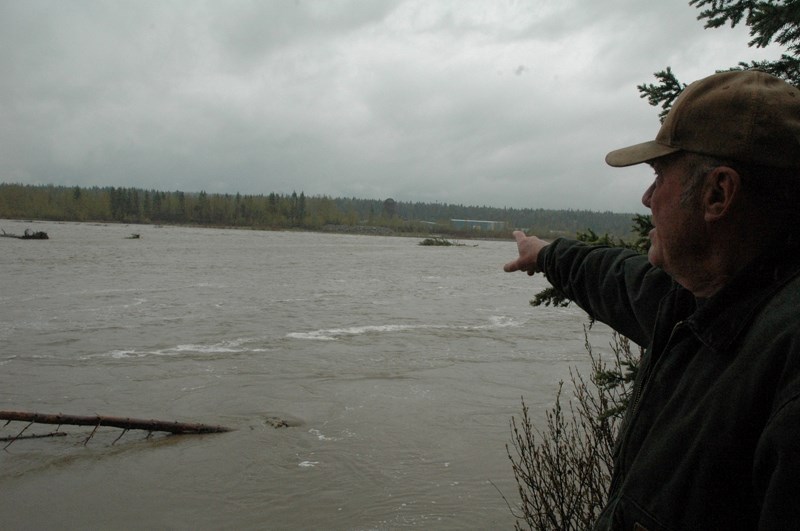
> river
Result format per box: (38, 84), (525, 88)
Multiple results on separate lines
(0, 219), (612, 530)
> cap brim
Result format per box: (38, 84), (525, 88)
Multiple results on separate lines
(605, 141), (681, 167)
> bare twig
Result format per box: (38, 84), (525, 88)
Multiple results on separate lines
(0, 432), (66, 442)
(112, 429), (128, 445)
(3, 421), (34, 450)
(83, 419), (102, 446)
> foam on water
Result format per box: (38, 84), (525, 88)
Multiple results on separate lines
(84, 337), (257, 360)
(287, 315), (522, 340)
(286, 324), (430, 341)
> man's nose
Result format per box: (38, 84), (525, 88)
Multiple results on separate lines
(642, 182), (655, 208)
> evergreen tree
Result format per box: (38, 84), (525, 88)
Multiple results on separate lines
(297, 192), (307, 226)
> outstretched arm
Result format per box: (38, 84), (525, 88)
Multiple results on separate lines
(503, 230), (550, 275)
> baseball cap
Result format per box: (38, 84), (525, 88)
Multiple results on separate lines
(605, 70), (800, 169)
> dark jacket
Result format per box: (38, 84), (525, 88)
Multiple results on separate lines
(537, 238), (800, 530)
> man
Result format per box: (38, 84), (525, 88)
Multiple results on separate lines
(504, 70), (800, 530)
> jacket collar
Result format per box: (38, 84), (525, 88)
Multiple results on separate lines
(685, 250), (800, 353)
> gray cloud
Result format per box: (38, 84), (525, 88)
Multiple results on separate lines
(0, 0), (784, 212)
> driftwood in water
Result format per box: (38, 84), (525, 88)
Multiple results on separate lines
(1, 228), (49, 240)
(1, 411), (231, 448)
(0, 411), (231, 434)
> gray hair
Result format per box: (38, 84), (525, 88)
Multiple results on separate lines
(681, 153), (800, 239)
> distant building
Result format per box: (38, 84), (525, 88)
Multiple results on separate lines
(450, 219), (507, 231)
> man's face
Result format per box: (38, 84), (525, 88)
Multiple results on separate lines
(642, 154), (707, 275)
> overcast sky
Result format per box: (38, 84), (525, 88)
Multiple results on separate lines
(0, 0), (783, 213)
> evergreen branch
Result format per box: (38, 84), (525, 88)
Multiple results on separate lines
(637, 68), (686, 122)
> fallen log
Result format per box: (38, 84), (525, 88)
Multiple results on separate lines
(0, 411), (232, 435)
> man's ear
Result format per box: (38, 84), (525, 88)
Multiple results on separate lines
(703, 166), (741, 222)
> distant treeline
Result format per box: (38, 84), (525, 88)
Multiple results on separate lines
(0, 183), (637, 239)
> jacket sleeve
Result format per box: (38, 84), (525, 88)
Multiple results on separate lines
(537, 238), (673, 347)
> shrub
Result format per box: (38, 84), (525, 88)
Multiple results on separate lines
(506, 329), (639, 530)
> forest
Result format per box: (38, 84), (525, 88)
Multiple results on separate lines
(0, 183), (637, 239)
